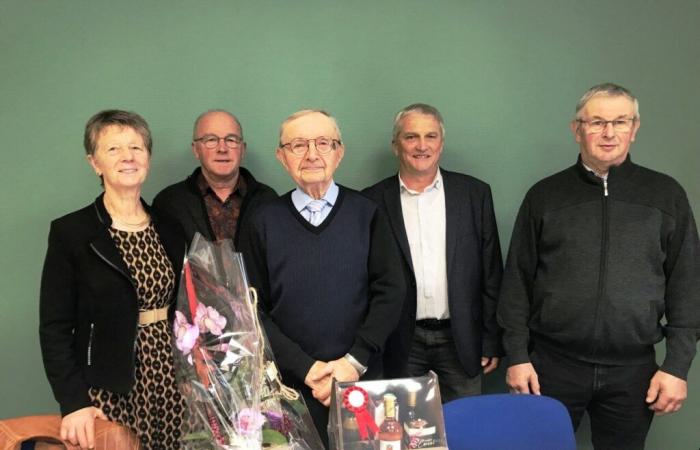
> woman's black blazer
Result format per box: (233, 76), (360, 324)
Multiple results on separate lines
(39, 193), (186, 416)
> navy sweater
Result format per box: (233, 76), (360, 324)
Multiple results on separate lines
(240, 186), (405, 383)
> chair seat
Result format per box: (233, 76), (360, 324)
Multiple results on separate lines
(443, 393), (576, 450)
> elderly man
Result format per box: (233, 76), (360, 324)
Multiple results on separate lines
(239, 109), (404, 446)
(153, 109), (276, 246)
(363, 103), (503, 402)
(498, 83), (700, 449)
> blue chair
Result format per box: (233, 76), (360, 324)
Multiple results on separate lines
(443, 393), (576, 450)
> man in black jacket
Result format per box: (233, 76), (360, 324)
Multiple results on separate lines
(153, 109), (276, 248)
(498, 83), (700, 449)
(363, 103), (503, 402)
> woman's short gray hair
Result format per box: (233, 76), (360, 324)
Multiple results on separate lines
(83, 109), (152, 156)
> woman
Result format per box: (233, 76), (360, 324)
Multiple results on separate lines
(40, 110), (187, 449)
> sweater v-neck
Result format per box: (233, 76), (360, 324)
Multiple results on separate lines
(285, 186), (346, 235)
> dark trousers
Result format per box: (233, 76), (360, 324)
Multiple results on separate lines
(406, 325), (481, 403)
(531, 345), (657, 450)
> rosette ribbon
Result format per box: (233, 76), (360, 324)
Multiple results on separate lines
(343, 386), (379, 440)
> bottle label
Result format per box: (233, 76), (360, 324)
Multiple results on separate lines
(379, 441), (402, 450)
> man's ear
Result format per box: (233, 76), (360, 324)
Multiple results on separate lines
(336, 144), (345, 162)
(569, 120), (582, 143)
(630, 118), (641, 142)
(275, 148), (287, 169)
(391, 140), (399, 156)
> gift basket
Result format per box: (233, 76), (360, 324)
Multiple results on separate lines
(172, 233), (324, 449)
(329, 372), (447, 450)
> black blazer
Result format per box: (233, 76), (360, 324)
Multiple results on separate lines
(363, 169), (503, 378)
(39, 194), (186, 416)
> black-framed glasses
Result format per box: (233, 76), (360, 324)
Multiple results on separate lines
(576, 117), (637, 134)
(279, 136), (341, 156)
(193, 134), (244, 149)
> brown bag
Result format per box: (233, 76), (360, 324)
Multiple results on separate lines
(0, 415), (140, 449)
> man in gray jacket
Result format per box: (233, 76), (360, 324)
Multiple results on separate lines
(498, 83), (700, 449)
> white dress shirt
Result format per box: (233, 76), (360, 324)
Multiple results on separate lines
(399, 170), (449, 320)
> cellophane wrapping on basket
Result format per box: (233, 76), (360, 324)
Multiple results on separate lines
(173, 233), (324, 449)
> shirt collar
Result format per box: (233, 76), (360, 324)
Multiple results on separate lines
(581, 162), (608, 181)
(196, 170), (246, 199)
(292, 180), (339, 212)
(399, 169), (443, 195)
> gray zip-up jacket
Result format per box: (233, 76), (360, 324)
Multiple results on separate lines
(498, 156), (700, 379)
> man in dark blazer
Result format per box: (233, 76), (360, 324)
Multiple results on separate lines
(153, 109), (276, 248)
(363, 103), (503, 401)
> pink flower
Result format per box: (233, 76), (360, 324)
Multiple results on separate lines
(195, 303), (227, 335)
(174, 311), (199, 355)
(234, 408), (265, 437)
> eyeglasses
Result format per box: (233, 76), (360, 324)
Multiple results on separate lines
(193, 134), (244, 149)
(576, 117), (637, 134)
(279, 136), (341, 156)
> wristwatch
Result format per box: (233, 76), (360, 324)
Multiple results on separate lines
(343, 353), (368, 376)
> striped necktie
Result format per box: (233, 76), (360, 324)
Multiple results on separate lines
(306, 199), (327, 226)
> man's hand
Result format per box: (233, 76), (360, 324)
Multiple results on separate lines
(60, 406), (107, 449)
(646, 370), (687, 415)
(305, 361), (334, 406)
(329, 357), (361, 383)
(506, 362), (541, 395)
(481, 356), (499, 374)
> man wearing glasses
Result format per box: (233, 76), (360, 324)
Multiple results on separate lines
(498, 83), (700, 449)
(153, 109), (276, 246)
(240, 110), (404, 446)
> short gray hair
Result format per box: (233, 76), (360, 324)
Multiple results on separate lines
(575, 83), (640, 119)
(192, 109), (244, 140)
(83, 109), (152, 156)
(278, 109), (342, 145)
(392, 103), (445, 142)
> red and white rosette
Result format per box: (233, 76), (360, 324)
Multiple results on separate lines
(342, 386), (379, 440)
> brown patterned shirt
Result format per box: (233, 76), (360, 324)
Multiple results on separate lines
(196, 172), (247, 242)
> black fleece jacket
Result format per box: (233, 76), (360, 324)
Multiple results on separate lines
(498, 156), (700, 379)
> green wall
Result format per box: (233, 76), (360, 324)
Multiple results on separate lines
(1, 1), (698, 448)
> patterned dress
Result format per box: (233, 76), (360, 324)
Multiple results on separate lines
(90, 224), (186, 449)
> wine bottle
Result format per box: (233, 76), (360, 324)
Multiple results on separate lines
(378, 393), (402, 450)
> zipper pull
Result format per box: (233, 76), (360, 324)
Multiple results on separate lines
(87, 323), (95, 366)
(603, 179), (609, 197)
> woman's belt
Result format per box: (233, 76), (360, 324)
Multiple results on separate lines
(138, 306), (169, 326)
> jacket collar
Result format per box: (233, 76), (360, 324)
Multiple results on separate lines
(383, 168), (458, 274)
(90, 192), (185, 287)
(575, 154), (636, 185)
(92, 192), (155, 228)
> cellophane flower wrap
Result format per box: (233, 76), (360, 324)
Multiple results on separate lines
(174, 233), (324, 449)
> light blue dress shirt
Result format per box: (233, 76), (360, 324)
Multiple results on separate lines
(292, 181), (339, 226)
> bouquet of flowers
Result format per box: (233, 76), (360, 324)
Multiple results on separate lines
(173, 233), (324, 449)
